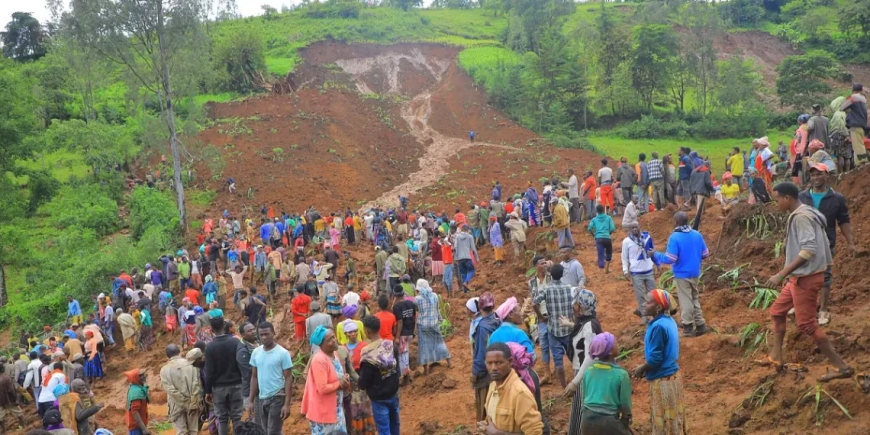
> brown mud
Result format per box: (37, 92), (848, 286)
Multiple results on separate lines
(9, 42), (870, 435)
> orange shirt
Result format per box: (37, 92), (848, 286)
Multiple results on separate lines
(454, 213), (467, 225)
(375, 311), (397, 341)
(505, 203), (514, 214)
(184, 288), (200, 306)
(441, 243), (453, 264)
(344, 216), (354, 227)
(582, 176), (597, 200)
(291, 293), (311, 322)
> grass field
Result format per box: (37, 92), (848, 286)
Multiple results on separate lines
(587, 132), (793, 174)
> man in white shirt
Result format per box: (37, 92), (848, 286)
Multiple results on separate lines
(622, 195), (639, 229)
(342, 288), (361, 307)
(23, 353), (46, 411)
(567, 169), (580, 223)
(621, 223), (657, 324)
(38, 361), (66, 416)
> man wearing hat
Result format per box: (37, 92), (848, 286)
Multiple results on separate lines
(160, 344), (202, 435)
(798, 163), (856, 326)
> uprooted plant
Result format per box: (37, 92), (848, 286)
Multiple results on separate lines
(801, 383), (854, 426)
(749, 285), (780, 310)
(746, 377), (776, 409)
(741, 210), (787, 240)
(738, 323), (768, 357)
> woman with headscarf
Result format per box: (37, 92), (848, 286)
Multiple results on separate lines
(753, 137), (775, 194)
(633, 289), (686, 435)
(182, 303), (198, 347)
(806, 139), (836, 174)
(490, 297), (534, 355)
(489, 216), (505, 266)
(579, 332), (632, 435)
(117, 308), (138, 353)
(202, 275), (217, 306)
(829, 96), (852, 173)
(414, 279), (452, 374)
(342, 319), (377, 435)
(792, 115), (810, 185)
(564, 288), (603, 435)
(83, 331), (103, 384)
(301, 326), (350, 434)
(336, 305), (366, 346)
(58, 379), (103, 435)
(525, 182), (540, 227)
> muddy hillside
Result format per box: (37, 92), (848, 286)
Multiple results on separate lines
(15, 42), (870, 435)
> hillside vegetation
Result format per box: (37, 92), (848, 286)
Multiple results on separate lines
(1, 0), (868, 329)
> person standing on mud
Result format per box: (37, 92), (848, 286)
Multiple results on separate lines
(470, 292), (499, 422)
(798, 164), (856, 326)
(247, 322), (293, 435)
(566, 169), (581, 223)
(469, 130), (475, 143)
(454, 224), (479, 293)
(160, 344), (203, 435)
(622, 223), (658, 324)
(652, 212), (709, 338)
(533, 264), (575, 389)
(374, 247), (388, 296)
(761, 182), (854, 382)
(204, 316), (244, 435)
(477, 343), (544, 435)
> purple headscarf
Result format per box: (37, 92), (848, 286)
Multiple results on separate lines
(342, 304), (358, 319)
(507, 342), (536, 394)
(589, 332), (616, 360)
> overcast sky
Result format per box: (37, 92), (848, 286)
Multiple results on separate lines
(1, 0), (438, 27)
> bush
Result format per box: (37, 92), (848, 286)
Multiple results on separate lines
(129, 186), (180, 241)
(212, 28), (267, 93)
(617, 115), (690, 139)
(40, 185), (120, 238)
(304, 0), (362, 19)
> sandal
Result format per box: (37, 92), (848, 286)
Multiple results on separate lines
(754, 356), (784, 371)
(783, 363), (807, 373)
(819, 366), (855, 383)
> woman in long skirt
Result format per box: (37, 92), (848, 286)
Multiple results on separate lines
(415, 280), (452, 374)
(488, 216), (504, 266)
(83, 331), (103, 384)
(342, 320), (377, 435)
(138, 308), (154, 351)
(634, 290), (687, 435)
(565, 288), (603, 435)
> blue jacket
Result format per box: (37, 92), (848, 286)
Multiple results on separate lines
(472, 313), (500, 377)
(654, 229), (708, 279)
(587, 214), (616, 240)
(678, 155), (693, 180)
(260, 223), (272, 241)
(645, 314), (679, 380)
(488, 322), (534, 355)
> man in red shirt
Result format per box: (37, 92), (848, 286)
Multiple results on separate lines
(453, 208), (467, 226)
(374, 294), (397, 341)
(119, 270), (133, 288)
(289, 290), (311, 342)
(581, 170), (597, 222)
(396, 210), (409, 239)
(184, 287), (201, 307)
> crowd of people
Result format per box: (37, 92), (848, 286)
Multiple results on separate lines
(2, 87), (866, 435)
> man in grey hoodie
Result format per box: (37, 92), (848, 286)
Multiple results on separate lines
(764, 182), (853, 382)
(454, 224), (479, 294)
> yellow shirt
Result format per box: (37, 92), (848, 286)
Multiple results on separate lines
(353, 216), (362, 231)
(385, 221), (393, 232)
(336, 320), (366, 345)
(721, 183), (740, 200)
(484, 370), (544, 435)
(727, 153), (744, 177)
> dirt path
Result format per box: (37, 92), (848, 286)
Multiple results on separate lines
(332, 51), (518, 211)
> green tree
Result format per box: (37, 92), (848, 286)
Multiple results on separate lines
(720, 0), (765, 27)
(679, 1), (719, 115)
(775, 51), (842, 108)
(43, 119), (136, 176)
(213, 28), (266, 92)
(591, 4), (631, 116)
(630, 24), (678, 110)
(502, 0), (575, 54)
(64, 0), (225, 232)
(1, 12), (47, 61)
(837, 0), (870, 40)
(716, 55), (762, 112)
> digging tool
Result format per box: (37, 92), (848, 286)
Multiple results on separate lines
(692, 197), (706, 231)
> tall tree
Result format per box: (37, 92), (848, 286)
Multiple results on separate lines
(1, 12), (47, 61)
(716, 55), (762, 112)
(0, 60), (40, 307)
(64, 0), (223, 231)
(775, 52), (841, 108)
(630, 24), (678, 110)
(680, 1), (720, 115)
(502, 0), (575, 54)
(591, 4), (631, 116)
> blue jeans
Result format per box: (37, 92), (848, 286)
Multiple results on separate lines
(538, 321), (551, 365)
(594, 238), (612, 269)
(547, 332), (569, 369)
(636, 185), (649, 211)
(557, 228), (574, 249)
(371, 395), (400, 435)
(442, 264), (454, 292)
(456, 259), (475, 287)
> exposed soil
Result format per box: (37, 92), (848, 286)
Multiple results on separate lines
(11, 42), (870, 435)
